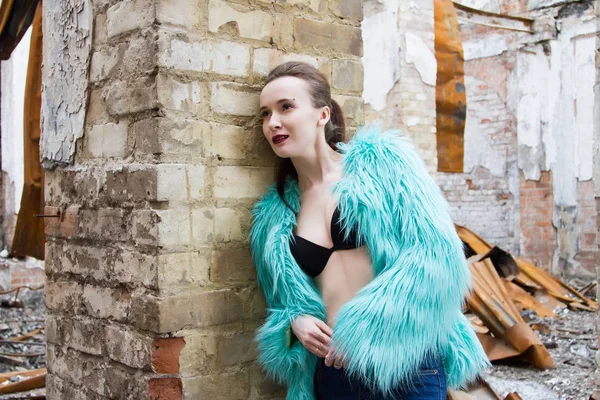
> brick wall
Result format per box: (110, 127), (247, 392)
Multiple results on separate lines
(519, 171), (555, 271)
(435, 45), (519, 253)
(43, 0), (363, 399)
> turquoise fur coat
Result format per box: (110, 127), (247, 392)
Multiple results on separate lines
(249, 127), (490, 399)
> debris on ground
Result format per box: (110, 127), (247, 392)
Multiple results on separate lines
(0, 287), (46, 399)
(456, 225), (597, 400)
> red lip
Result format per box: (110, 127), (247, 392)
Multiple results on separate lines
(272, 135), (289, 145)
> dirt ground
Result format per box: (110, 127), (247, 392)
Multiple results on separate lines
(485, 305), (597, 400)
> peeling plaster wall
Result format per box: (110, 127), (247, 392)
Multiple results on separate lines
(362, 0), (400, 112)
(362, 0), (438, 172)
(441, 1), (597, 278)
(41, 0), (92, 169)
(0, 28), (31, 251)
(512, 11), (597, 277)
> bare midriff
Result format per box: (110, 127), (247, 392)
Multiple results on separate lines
(314, 247), (373, 328)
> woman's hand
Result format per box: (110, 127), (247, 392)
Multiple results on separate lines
(324, 346), (347, 370)
(291, 315), (333, 358)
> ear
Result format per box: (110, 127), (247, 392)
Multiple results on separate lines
(317, 106), (331, 127)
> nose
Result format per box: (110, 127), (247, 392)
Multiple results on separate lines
(268, 112), (282, 132)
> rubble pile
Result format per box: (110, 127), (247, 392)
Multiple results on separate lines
(0, 288), (46, 399)
(455, 225), (598, 400)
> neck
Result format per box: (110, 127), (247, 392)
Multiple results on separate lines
(291, 139), (343, 193)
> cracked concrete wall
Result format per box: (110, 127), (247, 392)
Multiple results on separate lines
(0, 27), (32, 251)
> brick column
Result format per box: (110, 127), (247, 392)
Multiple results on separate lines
(43, 0), (363, 398)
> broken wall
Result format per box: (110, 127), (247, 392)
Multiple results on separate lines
(372, 0), (598, 278)
(362, 0), (438, 172)
(42, 0), (363, 399)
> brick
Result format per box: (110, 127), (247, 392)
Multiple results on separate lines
(68, 317), (106, 356)
(131, 118), (161, 156)
(159, 34), (250, 77)
(107, 0), (154, 38)
(149, 378), (182, 400)
(86, 88), (109, 126)
(78, 208), (128, 242)
(156, 164), (205, 201)
(253, 47), (322, 76)
(82, 285), (131, 321)
(294, 19), (362, 56)
(45, 280), (84, 314)
(132, 289), (247, 333)
(210, 247), (256, 283)
(131, 210), (160, 246)
(105, 165), (158, 202)
(191, 207), (214, 244)
(157, 251), (210, 292)
(46, 346), (84, 387)
(156, 209), (192, 248)
(215, 330), (257, 367)
(256, 0), (324, 12)
(331, 0), (362, 20)
(213, 166), (273, 199)
(104, 365), (148, 399)
(157, 164), (187, 201)
(44, 205), (79, 239)
(156, 74), (205, 114)
(112, 250), (158, 288)
(104, 78), (156, 116)
(182, 371), (248, 399)
(205, 123), (274, 163)
(213, 208), (247, 242)
(90, 47), (121, 82)
(332, 94), (364, 125)
(157, 0), (201, 27)
(210, 82), (259, 116)
(152, 337), (185, 373)
(209, 0), (273, 41)
(105, 324), (153, 369)
(157, 118), (209, 163)
(331, 59), (363, 92)
(120, 34), (157, 77)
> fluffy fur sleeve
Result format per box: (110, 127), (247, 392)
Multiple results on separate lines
(330, 127), (490, 394)
(249, 185), (325, 399)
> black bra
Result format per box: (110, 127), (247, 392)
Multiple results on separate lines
(289, 205), (360, 278)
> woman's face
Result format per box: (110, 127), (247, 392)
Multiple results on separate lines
(259, 76), (329, 158)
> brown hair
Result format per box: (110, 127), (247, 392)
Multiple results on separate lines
(262, 61), (346, 208)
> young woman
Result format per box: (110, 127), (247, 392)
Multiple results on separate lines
(250, 62), (489, 400)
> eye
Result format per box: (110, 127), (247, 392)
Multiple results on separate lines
(261, 110), (270, 118)
(282, 103), (293, 111)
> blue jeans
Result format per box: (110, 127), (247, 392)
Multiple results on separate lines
(313, 354), (447, 400)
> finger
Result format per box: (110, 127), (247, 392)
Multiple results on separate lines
(324, 349), (334, 367)
(316, 320), (333, 337)
(311, 331), (331, 346)
(334, 354), (344, 369)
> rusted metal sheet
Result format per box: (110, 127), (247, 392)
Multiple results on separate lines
(516, 258), (598, 311)
(467, 259), (555, 369)
(434, 0), (465, 173)
(503, 280), (556, 318)
(10, 1), (45, 260)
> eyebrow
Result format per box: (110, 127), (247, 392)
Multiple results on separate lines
(259, 98), (295, 112)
